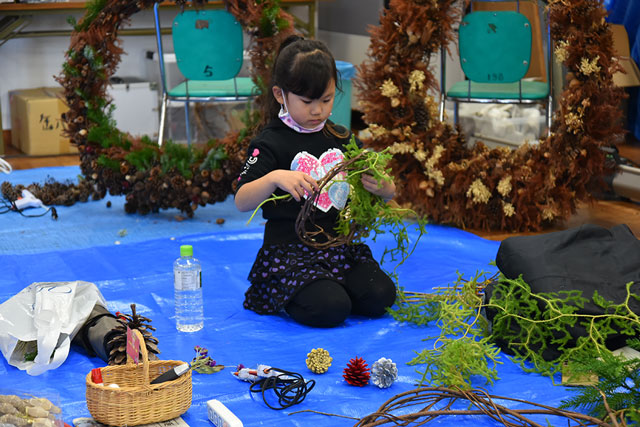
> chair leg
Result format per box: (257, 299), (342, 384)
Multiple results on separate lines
(546, 95), (553, 137)
(158, 93), (167, 146)
(453, 101), (459, 128)
(184, 100), (191, 147)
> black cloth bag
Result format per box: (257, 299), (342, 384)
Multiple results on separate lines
(72, 304), (120, 362)
(486, 224), (640, 360)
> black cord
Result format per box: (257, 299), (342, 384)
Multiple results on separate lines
(0, 199), (12, 214)
(0, 197), (58, 219)
(248, 367), (316, 410)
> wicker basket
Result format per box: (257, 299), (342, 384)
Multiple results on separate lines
(85, 329), (192, 426)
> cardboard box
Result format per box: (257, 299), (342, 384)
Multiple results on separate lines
(9, 87), (76, 155)
(611, 24), (640, 88)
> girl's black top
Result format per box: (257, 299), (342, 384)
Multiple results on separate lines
(236, 119), (354, 245)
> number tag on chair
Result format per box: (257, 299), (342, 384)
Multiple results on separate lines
(195, 19), (209, 30)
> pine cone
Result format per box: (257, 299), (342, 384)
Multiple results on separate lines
(414, 104), (430, 131)
(306, 348), (333, 374)
(392, 107), (407, 119)
(1, 181), (21, 201)
(371, 357), (398, 389)
(107, 303), (160, 365)
(343, 356), (370, 387)
(487, 197), (501, 218)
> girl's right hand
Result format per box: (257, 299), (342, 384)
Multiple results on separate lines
(270, 170), (318, 202)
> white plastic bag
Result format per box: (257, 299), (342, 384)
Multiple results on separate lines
(0, 281), (107, 375)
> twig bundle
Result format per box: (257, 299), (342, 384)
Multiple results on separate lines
(355, 387), (613, 427)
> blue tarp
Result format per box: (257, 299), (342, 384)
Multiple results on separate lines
(0, 167), (582, 426)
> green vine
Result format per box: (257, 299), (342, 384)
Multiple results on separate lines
(391, 270), (502, 388)
(246, 193), (291, 225)
(390, 270), (640, 400)
(337, 137), (427, 276)
(488, 279), (640, 379)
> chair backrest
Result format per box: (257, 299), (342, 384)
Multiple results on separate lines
(172, 9), (244, 81)
(471, 0), (547, 82)
(458, 11), (532, 83)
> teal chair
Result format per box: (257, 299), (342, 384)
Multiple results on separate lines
(153, 3), (258, 146)
(438, 1), (552, 136)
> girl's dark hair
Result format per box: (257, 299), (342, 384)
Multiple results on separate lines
(263, 35), (347, 138)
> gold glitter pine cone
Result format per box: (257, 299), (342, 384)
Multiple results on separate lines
(306, 348), (333, 374)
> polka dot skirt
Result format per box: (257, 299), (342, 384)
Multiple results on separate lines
(244, 242), (376, 314)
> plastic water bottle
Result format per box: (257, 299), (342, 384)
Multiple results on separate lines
(174, 245), (203, 332)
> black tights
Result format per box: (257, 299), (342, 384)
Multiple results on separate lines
(284, 263), (396, 328)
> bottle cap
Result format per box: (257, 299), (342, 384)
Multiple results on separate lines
(180, 245), (193, 257)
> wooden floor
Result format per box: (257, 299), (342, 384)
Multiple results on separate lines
(3, 134), (640, 241)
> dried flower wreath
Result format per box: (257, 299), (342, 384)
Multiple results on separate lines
(356, 0), (626, 231)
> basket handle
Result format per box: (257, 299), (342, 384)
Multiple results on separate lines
(126, 328), (150, 385)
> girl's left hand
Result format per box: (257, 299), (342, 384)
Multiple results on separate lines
(361, 173), (396, 201)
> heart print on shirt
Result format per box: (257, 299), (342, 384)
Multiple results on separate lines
(290, 148), (349, 212)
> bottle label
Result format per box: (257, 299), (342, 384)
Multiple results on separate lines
(175, 270), (201, 290)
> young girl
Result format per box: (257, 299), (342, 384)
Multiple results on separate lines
(235, 35), (396, 327)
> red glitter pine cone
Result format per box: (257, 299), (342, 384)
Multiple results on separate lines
(343, 356), (370, 387)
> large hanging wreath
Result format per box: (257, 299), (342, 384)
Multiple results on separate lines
(356, 0), (625, 231)
(49, 0), (295, 216)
